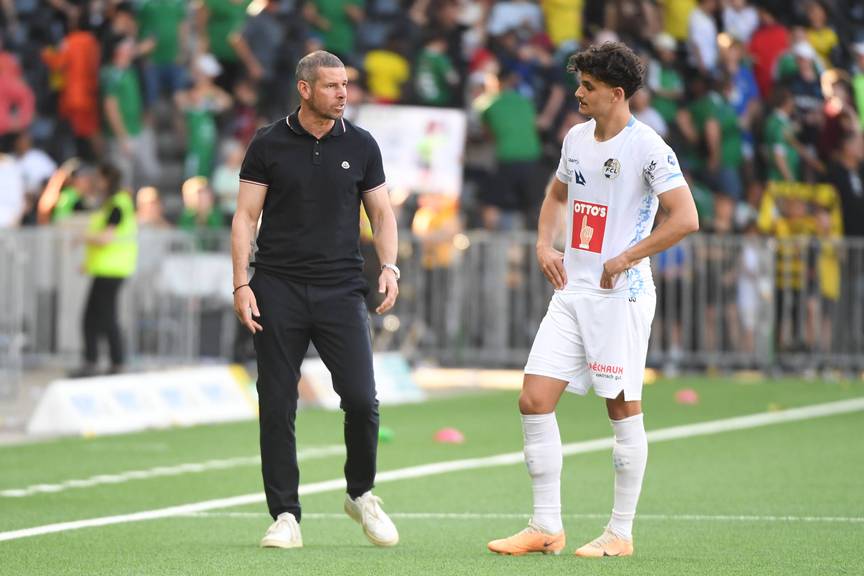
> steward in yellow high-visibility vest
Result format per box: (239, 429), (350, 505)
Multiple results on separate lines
(70, 164), (137, 378)
(84, 188), (138, 278)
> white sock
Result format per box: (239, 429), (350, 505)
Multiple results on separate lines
(608, 413), (648, 540)
(522, 412), (563, 534)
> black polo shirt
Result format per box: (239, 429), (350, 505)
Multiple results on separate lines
(240, 110), (386, 284)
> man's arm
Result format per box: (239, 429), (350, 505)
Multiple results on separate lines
(229, 31), (264, 80)
(600, 185), (699, 289)
(704, 118), (721, 173)
(231, 180), (267, 333)
(536, 174), (568, 289)
(773, 146), (794, 181)
(361, 186), (399, 314)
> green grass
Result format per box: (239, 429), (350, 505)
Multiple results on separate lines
(1, 377), (863, 575)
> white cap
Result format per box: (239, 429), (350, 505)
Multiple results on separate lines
(196, 53), (222, 78)
(654, 33), (676, 52)
(792, 42), (816, 61)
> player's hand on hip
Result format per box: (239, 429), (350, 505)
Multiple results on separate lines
(376, 269), (399, 315)
(233, 286), (263, 334)
(537, 244), (567, 290)
(600, 253), (633, 289)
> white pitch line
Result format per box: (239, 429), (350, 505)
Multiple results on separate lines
(1, 397), (862, 543)
(181, 511), (864, 524)
(0, 446), (345, 498)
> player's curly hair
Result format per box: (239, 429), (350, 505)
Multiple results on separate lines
(567, 42), (645, 99)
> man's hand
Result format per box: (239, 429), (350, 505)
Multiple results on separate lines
(233, 286), (263, 334)
(376, 269), (398, 314)
(600, 253), (635, 289)
(537, 244), (567, 290)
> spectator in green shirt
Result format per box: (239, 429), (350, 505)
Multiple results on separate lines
(175, 54), (232, 179)
(138, 0), (189, 104)
(102, 38), (159, 190)
(303, 0), (364, 63)
(179, 176), (225, 230)
(705, 77), (745, 200)
(647, 33), (684, 126)
(178, 175), (226, 250)
(414, 33), (459, 107)
(763, 86), (823, 182)
(477, 68), (543, 230)
(198, 0), (252, 92)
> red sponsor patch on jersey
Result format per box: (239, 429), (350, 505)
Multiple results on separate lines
(571, 200), (608, 253)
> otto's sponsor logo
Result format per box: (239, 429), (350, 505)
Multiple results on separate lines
(572, 200), (608, 254)
(573, 202), (607, 218)
(589, 362), (624, 381)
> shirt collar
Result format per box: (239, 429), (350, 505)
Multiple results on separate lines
(286, 108), (346, 139)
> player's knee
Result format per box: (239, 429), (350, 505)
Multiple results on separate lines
(524, 443), (562, 477)
(519, 392), (552, 415)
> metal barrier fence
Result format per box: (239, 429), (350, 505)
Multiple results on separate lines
(2, 226), (863, 375)
(0, 233), (24, 397)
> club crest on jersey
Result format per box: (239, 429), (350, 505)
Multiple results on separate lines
(603, 158), (621, 180)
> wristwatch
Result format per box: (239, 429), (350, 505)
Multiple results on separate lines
(381, 263), (400, 281)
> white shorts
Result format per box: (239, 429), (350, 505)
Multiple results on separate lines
(524, 291), (656, 401)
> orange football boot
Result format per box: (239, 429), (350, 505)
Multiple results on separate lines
(487, 520), (566, 556)
(573, 528), (634, 558)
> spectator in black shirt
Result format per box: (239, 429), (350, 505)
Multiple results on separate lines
(829, 134), (864, 238)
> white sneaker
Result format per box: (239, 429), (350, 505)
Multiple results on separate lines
(344, 491), (399, 547)
(260, 512), (303, 548)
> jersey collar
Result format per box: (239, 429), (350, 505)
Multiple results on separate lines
(286, 108), (346, 139)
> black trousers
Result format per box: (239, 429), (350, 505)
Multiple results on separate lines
(82, 277), (125, 366)
(251, 271), (379, 522)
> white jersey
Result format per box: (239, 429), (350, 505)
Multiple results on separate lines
(556, 116), (687, 299)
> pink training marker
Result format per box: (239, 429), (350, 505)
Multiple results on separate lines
(675, 388), (700, 405)
(433, 427), (465, 444)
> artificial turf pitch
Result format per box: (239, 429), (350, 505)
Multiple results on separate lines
(1, 376), (862, 575)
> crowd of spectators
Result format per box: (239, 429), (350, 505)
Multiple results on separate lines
(1, 0), (864, 371)
(0, 0), (862, 239)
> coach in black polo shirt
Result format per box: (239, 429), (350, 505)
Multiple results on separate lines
(231, 51), (400, 550)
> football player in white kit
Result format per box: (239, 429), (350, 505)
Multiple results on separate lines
(488, 42), (699, 558)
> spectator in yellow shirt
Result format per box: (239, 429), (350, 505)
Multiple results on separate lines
(541, 0), (583, 47)
(804, 1), (838, 68)
(660, 0), (696, 42)
(364, 35), (410, 104)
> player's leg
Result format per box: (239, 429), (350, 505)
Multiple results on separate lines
(310, 278), (398, 547)
(251, 273), (311, 548)
(574, 294), (653, 558)
(488, 374), (569, 556)
(489, 294), (584, 556)
(520, 374), (569, 535)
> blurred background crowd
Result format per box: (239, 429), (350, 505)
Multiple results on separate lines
(2, 0), (864, 374)
(0, 0), (862, 235)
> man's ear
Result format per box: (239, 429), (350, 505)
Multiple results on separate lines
(297, 80), (311, 100)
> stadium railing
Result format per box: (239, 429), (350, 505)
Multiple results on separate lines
(4, 227), (864, 375)
(0, 232), (24, 397)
